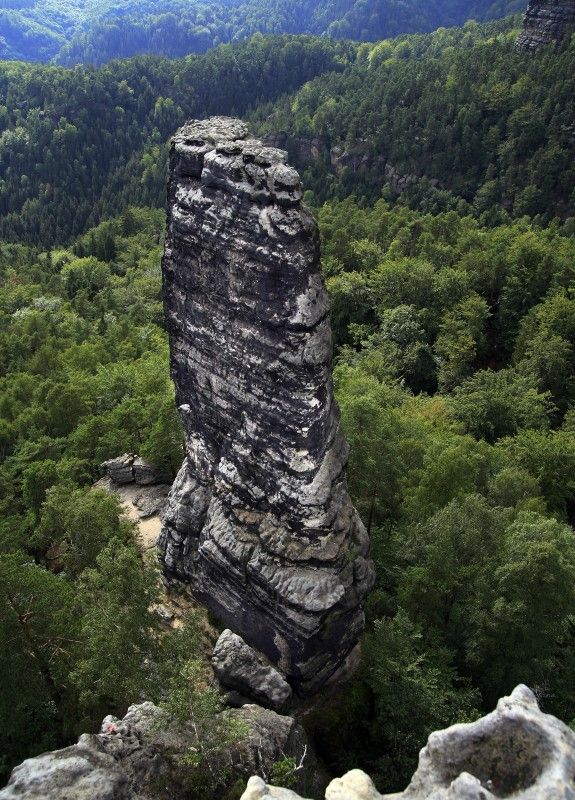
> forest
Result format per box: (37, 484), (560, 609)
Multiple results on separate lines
(0, 0), (524, 64)
(1, 6), (575, 799)
(0, 18), (573, 249)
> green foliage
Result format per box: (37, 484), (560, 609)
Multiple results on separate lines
(71, 538), (160, 725)
(0, 209), (190, 781)
(0, 37), (356, 246)
(0, 551), (79, 768)
(323, 191), (575, 790)
(161, 659), (248, 798)
(450, 368), (553, 442)
(364, 610), (479, 790)
(254, 20), (574, 221)
(269, 757), (299, 790)
(33, 487), (135, 577)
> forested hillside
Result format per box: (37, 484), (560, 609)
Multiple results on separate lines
(0, 35), (356, 244)
(0, 18), (572, 248)
(254, 20), (575, 223)
(0, 0), (524, 64)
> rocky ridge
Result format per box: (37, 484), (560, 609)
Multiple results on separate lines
(516, 0), (575, 49)
(5, 686), (573, 800)
(241, 686), (575, 800)
(158, 116), (375, 694)
(0, 702), (319, 800)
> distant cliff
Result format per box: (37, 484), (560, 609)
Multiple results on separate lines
(516, 0), (575, 49)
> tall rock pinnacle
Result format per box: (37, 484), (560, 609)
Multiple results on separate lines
(516, 0), (575, 50)
(159, 117), (375, 693)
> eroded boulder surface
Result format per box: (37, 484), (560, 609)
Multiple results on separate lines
(0, 702), (320, 800)
(242, 686), (575, 800)
(213, 629), (293, 712)
(158, 116), (374, 693)
(516, 0), (575, 50)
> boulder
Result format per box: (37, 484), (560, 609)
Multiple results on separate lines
(133, 457), (170, 486)
(100, 454), (170, 487)
(0, 742), (129, 800)
(213, 629), (293, 711)
(100, 454), (135, 485)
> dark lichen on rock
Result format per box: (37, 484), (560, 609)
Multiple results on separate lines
(158, 116), (375, 694)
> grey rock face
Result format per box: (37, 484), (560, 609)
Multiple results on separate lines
(0, 701), (320, 800)
(158, 116), (375, 693)
(213, 629), (293, 711)
(516, 0), (575, 50)
(0, 742), (130, 800)
(242, 685), (575, 800)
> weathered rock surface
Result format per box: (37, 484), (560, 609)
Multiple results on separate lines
(0, 702), (320, 800)
(241, 686), (575, 800)
(158, 116), (375, 693)
(100, 454), (170, 486)
(516, 0), (575, 50)
(213, 629), (293, 711)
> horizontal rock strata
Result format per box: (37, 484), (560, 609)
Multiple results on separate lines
(242, 685), (575, 800)
(158, 116), (374, 693)
(516, 0), (575, 50)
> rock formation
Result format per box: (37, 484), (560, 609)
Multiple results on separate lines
(516, 0), (575, 50)
(241, 685), (575, 800)
(0, 702), (320, 800)
(212, 629), (293, 712)
(100, 453), (170, 486)
(158, 117), (374, 693)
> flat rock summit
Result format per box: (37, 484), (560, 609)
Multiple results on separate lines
(158, 116), (375, 693)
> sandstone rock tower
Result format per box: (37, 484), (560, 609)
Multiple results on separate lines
(516, 0), (575, 50)
(159, 117), (374, 693)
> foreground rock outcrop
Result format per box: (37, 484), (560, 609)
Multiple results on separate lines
(516, 0), (575, 50)
(0, 702), (320, 800)
(242, 685), (575, 800)
(158, 117), (375, 693)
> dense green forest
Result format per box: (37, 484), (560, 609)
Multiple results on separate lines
(1, 7), (575, 799)
(0, 0), (524, 64)
(0, 35), (356, 245)
(253, 20), (575, 222)
(0, 19), (572, 249)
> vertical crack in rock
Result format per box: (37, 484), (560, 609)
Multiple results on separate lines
(158, 117), (375, 693)
(516, 0), (575, 50)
